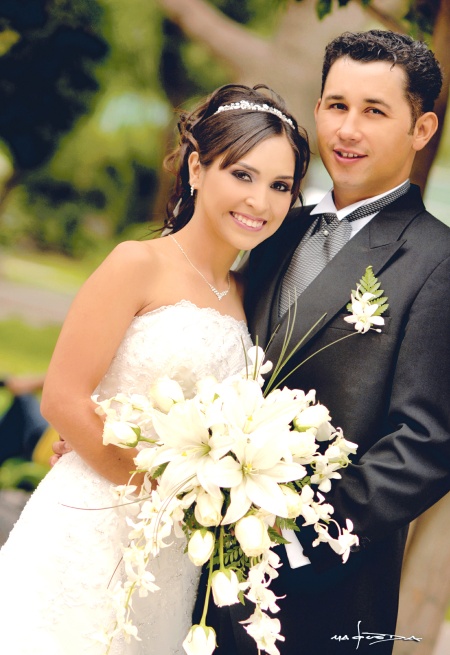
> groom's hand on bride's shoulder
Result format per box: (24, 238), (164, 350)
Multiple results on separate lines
(50, 437), (72, 466)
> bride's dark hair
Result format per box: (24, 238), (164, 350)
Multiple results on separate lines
(163, 84), (310, 233)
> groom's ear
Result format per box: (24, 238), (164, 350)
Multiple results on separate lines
(412, 112), (438, 152)
(188, 151), (202, 190)
(314, 98), (322, 120)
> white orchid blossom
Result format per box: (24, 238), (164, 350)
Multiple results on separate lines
(243, 560), (283, 614)
(344, 290), (385, 333)
(310, 455), (343, 493)
(313, 518), (359, 564)
(241, 607), (285, 655)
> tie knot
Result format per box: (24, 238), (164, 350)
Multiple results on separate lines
(319, 213), (340, 237)
(322, 213), (338, 226)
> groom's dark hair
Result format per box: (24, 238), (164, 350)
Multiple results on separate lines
(321, 30), (442, 125)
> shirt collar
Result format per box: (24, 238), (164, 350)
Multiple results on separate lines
(311, 180), (410, 220)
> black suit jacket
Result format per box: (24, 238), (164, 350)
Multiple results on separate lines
(204, 185), (450, 654)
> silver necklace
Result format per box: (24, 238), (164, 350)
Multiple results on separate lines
(170, 235), (231, 301)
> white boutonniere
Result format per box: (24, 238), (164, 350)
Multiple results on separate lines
(344, 266), (388, 333)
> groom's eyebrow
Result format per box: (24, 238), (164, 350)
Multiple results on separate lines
(237, 161), (294, 180)
(324, 93), (392, 110)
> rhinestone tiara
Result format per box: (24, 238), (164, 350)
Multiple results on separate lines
(214, 100), (294, 128)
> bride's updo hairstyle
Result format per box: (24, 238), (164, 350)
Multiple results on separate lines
(164, 84), (310, 233)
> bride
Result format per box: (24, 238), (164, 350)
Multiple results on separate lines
(0, 83), (309, 654)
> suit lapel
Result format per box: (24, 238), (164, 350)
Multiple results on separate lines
(264, 187), (423, 367)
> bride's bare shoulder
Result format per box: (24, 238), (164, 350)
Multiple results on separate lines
(105, 236), (169, 270)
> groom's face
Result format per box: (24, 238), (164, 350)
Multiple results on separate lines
(314, 57), (419, 209)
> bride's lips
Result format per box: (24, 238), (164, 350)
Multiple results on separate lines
(231, 212), (267, 231)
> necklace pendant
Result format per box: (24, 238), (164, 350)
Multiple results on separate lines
(212, 287), (229, 301)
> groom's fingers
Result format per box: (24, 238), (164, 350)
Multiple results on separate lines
(50, 436), (73, 465)
(49, 453), (61, 467)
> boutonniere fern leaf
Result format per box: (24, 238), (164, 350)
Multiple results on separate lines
(344, 266), (388, 333)
(347, 265), (388, 316)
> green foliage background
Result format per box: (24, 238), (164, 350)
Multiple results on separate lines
(0, 0), (449, 258)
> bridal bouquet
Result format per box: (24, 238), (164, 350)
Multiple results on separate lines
(94, 344), (359, 655)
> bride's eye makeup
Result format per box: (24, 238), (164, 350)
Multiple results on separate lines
(271, 181), (291, 193)
(231, 169), (252, 182)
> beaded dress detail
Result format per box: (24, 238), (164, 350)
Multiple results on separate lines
(0, 301), (252, 655)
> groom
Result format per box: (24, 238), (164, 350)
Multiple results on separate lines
(202, 30), (450, 654)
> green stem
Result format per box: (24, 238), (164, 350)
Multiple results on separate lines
(219, 526), (225, 571)
(268, 331), (358, 391)
(264, 313), (327, 395)
(200, 551), (215, 627)
(138, 436), (158, 443)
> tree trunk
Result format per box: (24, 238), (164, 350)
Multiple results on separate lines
(394, 494), (450, 655)
(156, 0), (449, 191)
(155, 0), (368, 150)
(411, 0), (450, 192)
(0, 170), (20, 215)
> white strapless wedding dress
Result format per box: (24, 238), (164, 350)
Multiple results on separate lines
(0, 301), (252, 655)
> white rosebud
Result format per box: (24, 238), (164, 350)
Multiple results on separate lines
(187, 530), (215, 566)
(294, 404), (331, 432)
(149, 376), (184, 412)
(211, 569), (240, 607)
(235, 515), (271, 558)
(182, 624), (216, 655)
(194, 490), (223, 527)
(279, 485), (303, 519)
(288, 430), (318, 461)
(195, 376), (219, 404)
(102, 420), (139, 448)
(133, 446), (158, 472)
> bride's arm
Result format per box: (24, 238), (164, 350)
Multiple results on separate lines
(41, 240), (156, 486)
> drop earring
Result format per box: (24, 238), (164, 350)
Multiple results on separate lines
(190, 185), (194, 197)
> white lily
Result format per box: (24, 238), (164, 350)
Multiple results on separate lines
(151, 401), (238, 499)
(222, 432), (306, 524)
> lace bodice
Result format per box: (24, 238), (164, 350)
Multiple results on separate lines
(0, 301), (252, 655)
(95, 300), (252, 401)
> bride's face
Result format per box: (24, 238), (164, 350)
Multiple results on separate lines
(189, 134), (296, 251)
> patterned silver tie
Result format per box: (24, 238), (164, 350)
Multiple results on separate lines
(279, 181), (410, 317)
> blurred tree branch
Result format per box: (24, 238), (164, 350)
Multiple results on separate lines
(156, 0), (449, 194)
(155, 0), (270, 75)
